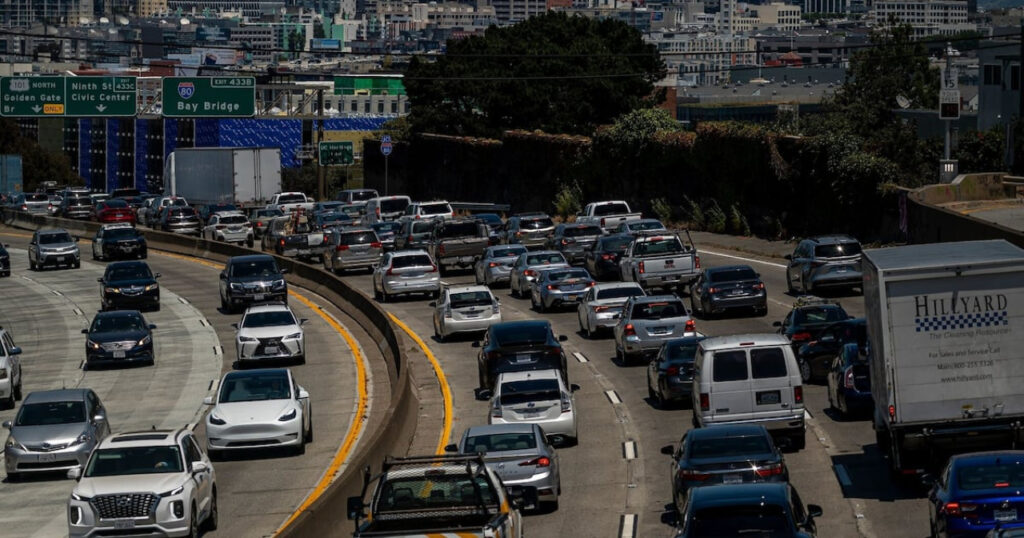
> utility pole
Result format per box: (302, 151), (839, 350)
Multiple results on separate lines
(316, 88), (325, 201)
(944, 43), (951, 162)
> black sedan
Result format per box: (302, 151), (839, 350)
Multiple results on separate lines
(675, 482), (821, 538)
(583, 234), (633, 281)
(826, 342), (872, 418)
(646, 335), (705, 408)
(82, 310), (156, 369)
(473, 320), (568, 395)
(99, 261), (161, 311)
(796, 317), (866, 383)
(662, 424), (788, 515)
(0, 242), (9, 277)
(689, 264), (767, 318)
(773, 297), (851, 353)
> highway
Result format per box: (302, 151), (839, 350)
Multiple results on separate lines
(0, 229), (382, 538)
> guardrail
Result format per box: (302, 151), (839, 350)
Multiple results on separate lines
(0, 210), (418, 538)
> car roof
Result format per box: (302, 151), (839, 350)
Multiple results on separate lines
(100, 223), (135, 230)
(243, 303), (293, 315)
(699, 333), (790, 350)
(486, 244), (526, 253)
(688, 424), (770, 440)
(688, 482), (789, 507)
(465, 423), (537, 436)
(105, 261), (149, 270)
(391, 249), (431, 257)
(949, 450), (1024, 466)
(498, 368), (562, 383)
(705, 264), (755, 273)
(23, 388), (89, 404)
(93, 309), (143, 319)
(36, 228), (70, 235)
(491, 320), (550, 331)
(213, 210), (244, 217)
(223, 367), (291, 382)
(631, 294), (682, 303)
(100, 429), (182, 449)
(229, 254), (276, 264)
(446, 285), (492, 295)
(593, 282), (643, 291)
(807, 235), (858, 245)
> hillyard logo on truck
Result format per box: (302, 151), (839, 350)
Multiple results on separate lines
(914, 293), (1009, 332)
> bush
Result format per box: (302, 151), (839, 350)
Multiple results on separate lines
(705, 200), (727, 234)
(553, 180), (582, 219)
(652, 197), (673, 223)
(683, 196), (704, 230)
(729, 204), (751, 236)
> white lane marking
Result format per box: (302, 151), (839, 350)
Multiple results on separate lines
(573, 351), (589, 363)
(198, 318), (209, 327)
(623, 441), (637, 460)
(619, 513), (637, 538)
(701, 248), (788, 269)
(72, 307), (84, 316)
(834, 463), (853, 487)
(187, 422), (197, 431)
(51, 290), (62, 296)
(177, 297), (189, 304)
(212, 345), (223, 356)
(605, 390), (622, 405)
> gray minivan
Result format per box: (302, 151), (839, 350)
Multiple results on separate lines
(691, 334), (806, 450)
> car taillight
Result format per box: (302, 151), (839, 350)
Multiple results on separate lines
(794, 386), (803, 404)
(587, 281), (596, 287)
(708, 287), (719, 294)
(888, 404), (896, 420)
(375, 207), (381, 217)
(439, 244), (446, 255)
(593, 305), (610, 312)
(521, 456), (551, 468)
(488, 262), (498, 268)
(678, 469), (710, 481)
(754, 462), (785, 478)
(561, 239), (569, 246)
(515, 231), (523, 238)
(601, 254), (613, 260)
(386, 266), (394, 275)
(560, 392), (571, 412)
(336, 244), (350, 251)
(279, 239), (285, 246)
(371, 242), (382, 248)
(752, 282), (765, 290)
(245, 222), (252, 228)
(256, 222), (263, 227)
(523, 269), (536, 277)
(20, 204), (26, 210)
(624, 323), (636, 336)
(491, 403), (502, 418)
(547, 284), (558, 291)
(600, 217), (606, 228)
(791, 332), (812, 342)
(407, 235), (414, 243)
(323, 234), (330, 243)
(429, 263), (438, 273)
(943, 502), (979, 517)
(699, 393), (709, 411)
(844, 369), (856, 389)
(666, 365), (680, 376)
(638, 261), (645, 274)
(685, 320), (696, 332)
(415, 215), (421, 220)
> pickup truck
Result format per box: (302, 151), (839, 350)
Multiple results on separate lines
(430, 218), (491, 275)
(347, 454), (530, 538)
(619, 231), (700, 291)
(268, 192), (315, 214)
(575, 201), (642, 233)
(262, 212), (326, 262)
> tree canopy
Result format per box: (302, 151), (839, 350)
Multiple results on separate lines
(403, 12), (666, 137)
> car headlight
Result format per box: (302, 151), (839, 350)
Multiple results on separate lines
(208, 412), (226, 426)
(159, 486), (184, 498)
(5, 435), (21, 450)
(285, 332), (302, 340)
(136, 335), (152, 347)
(104, 287), (119, 294)
(144, 283), (159, 292)
(71, 433), (91, 446)
(238, 336), (257, 343)
(87, 339), (102, 350)
(272, 279), (286, 289)
(278, 409), (297, 422)
(0, 368), (6, 380)
(229, 282), (242, 291)
(71, 492), (92, 502)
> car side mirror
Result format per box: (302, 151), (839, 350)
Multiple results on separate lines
(155, 273), (161, 279)
(772, 321), (782, 327)
(74, 237), (80, 242)
(346, 496), (364, 521)
(219, 272), (227, 280)
(476, 389), (493, 401)
(92, 414), (105, 423)
(148, 324), (157, 330)
(444, 443), (458, 453)
(203, 396), (214, 406)
(97, 277), (104, 283)
(806, 504), (823, 519)
(920, 473), (936, 488)
(81, 329), (89, 334)
(67, 467), (82, 481)
(570, 384), (580, 392)
(784, 254), (792, 260)
(231, 323), (238, 329)
(428, 301), (437, 307)
(2, 420), (11, 429)
(660, 445), (674, 456)
(8, 346), (20, 355)
(298, 389), (310, 400)
(191, 461), (209, 474)
(280, 268), (289, 274)
(558, 335), (568, 342)
(300, 318), (308, 325)
(471, 341), (481, 348)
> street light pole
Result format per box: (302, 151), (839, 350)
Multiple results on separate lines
(316, 88), (325, 201)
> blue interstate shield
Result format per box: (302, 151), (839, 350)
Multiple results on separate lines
(177, 82), (195, 100)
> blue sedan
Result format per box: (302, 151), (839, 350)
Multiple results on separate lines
(826, 342), (873, 418)
(529, 267), (595, 312)
(928, 451), (1024, 538)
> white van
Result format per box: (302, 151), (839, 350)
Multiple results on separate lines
(365, 195), (412, 224)
(692, 334), (806, 449)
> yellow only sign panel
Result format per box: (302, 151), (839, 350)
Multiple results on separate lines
(43, 103), (64, 114)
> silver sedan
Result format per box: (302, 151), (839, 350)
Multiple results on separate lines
(474, 245), (528, 286)
(372, 250), (441, 302)
(508, 250), (569, 299)
(432, 285), (502, 341)
(577, 282), (646, 338)
(529, 267), (595, 312)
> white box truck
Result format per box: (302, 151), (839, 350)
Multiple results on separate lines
(865, 239), (1024, 476)
(163, 147), (281, 208)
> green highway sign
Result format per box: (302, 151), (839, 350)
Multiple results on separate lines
(0, 76), (137, 117)
(162, 77), (256, 117)
(319, 141), (354, 166)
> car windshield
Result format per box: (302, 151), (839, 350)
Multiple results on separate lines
(526, 253), (565, 265)
(592, 203), (630, 216)
(794, 306), (847, 325)
(631, 220), (665, 231)
(380, 199), (409, 212)
(231, 260), (280, 277)
(450, 291), (493, 309)
(521, 218), (553, 230)
(91, 315), (145, 333)
(562, 226), (601, 237)
(339, 232), (376, 245)
(219, 215), (247, 224)
(392, 254), (433, 268)
(107, 265), (152, 280)
(690, 434), (773, 459)
(492, 324), (550, 346)
(633, 237), (683, 255)
(242, 311), (296, 328)
(411, 221), (436, 234)
(104, 228), (139, 240)
(167, 198), (187, 207)
(490, 247), (526, 258)
(708, 268), (758, 283)
(815, 242), (862, 258)
(421, 202), (452, 214)
(102, 200), (129, 209)
(85, 446), (183, 477)
(373, 222), (402, 234)
(957, 462), (1024, 490)
(350, 190), (377, 202)
(376, 475), (498, 511)
(665, 341), (701, 363)
(257, 209), (284, 218)
(39, 232), (73, 244)
(476, 214), (502, 226)
(319, 213), (349, 224)
(277, 194), (306, 204)
(465, 432), (537, 452)
(690, 504), (791, 536)
(26, 193), (48, 202)
(631, 301), (686, 319)
(67, 196), (92, 206)
(499, 379), (561, 406)
(547, 269), (590, 281)
(317, 202), (343, 211)
(16, 401), (85, 426)
(169, 208), (196, 217)
(597, 286), (643, 300)
(438, 222), (481, 238)
(219, 371), (292, 402)
(598, 236), (632, 252)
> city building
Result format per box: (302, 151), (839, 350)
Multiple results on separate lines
(0, 0), (96, 27)
(977, 39), (1019, 131)
(870, 0), (975, 37)
(803, 0), (846, 14)
(648, 31), (756, 86)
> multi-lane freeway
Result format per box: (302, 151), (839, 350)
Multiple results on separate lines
(0, 223), (934, 538)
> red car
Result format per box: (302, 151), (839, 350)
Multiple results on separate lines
(94, 199), (136, 224)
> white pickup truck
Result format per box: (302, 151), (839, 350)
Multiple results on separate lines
(268, 192), (315, 214)
(619, 231), (700, 291)
(575, 201), (642, 233)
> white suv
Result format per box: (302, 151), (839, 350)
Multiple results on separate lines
(234, 302), (306, 364)
(67, 428), (217, 538)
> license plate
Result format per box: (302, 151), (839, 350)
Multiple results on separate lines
(264, 346), (279, 355)
(403, 272), (423, 278)
(730, 289), (745, 296)
(38, 453), (56, 463)
(57, 256), (66, 262)
(459, 256), (475, 263)
(756, 391), (781, 405)
(113, 351), (126, 359)
(514, 353), (536, 364)
(298, 249), (310, 255)
(722, 474), (742, 485)
(254, 294), (265, 301)
(996, 509), (1018, 522)
(113, 519), (136, 529)
(567, 295), (579, 301)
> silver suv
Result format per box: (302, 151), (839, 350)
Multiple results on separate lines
(613, 294), (698, 364)
(785, 235), (863, 295)
(68, 428), (217, 538)
(4, 389), (109, 481)
(28, 228), (81, 270)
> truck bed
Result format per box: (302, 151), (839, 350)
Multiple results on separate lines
(356, 512), (499, 537)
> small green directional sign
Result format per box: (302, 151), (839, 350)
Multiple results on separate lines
(0, 76), (66, 117)
(162, 77), (255, 117)
(319, 141), (354, 165)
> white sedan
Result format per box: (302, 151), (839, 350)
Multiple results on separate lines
(234, 303), (306, 364)
(204, 368), (312, 458)
(577, 282), (646, 338)
(432, 285), (502, 342)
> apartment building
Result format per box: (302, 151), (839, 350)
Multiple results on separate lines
(870, 0), (975, 37)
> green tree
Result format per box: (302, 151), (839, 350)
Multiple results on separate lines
(404, 12), (666, 137)
(0, 118), (81, 190)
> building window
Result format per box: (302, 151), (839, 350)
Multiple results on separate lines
(1013, 65), (1021, 91)
(984, 65), (1002, 86)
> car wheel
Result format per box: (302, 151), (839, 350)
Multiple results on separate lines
(14, 378), (22, 401)
(648, 381), (661, 408)
(6, 472), (20, 482)
(434, 320), (445, 342)
(790, 431), (806, 451)
(220, 293), (228, 312)
(798, 359), (813, 384)
(542, 498), (559, 512)
(74, 260), (80, 269)
(203, 489), (219, 531)
(474, 270), (482, 285)
(208, 449), (223, 462)
(580, 318), (591, 339)
(28, 259), (34, 271)
(786, 272), (795, 294)
(380, 287), (389, 303)
(373, 284), (383, 301)
(187, 506), (199, 538)
(295, 438), (306, 456)
(615, 346), (625, 365)
(305, 414), (314, 443)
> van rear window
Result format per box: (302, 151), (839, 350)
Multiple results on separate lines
(751, 348), (788, 379)
(712, 351), (747, 382)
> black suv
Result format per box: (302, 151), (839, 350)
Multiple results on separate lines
(219, 254), (288, 313)
(785, 235), (863, 295)
(99, 261), (161, 311)
(60, 194), (95, 220)
(92, 225), (147, 261)
(82, 310), (156, 369)
(474, 320), (568, 395)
